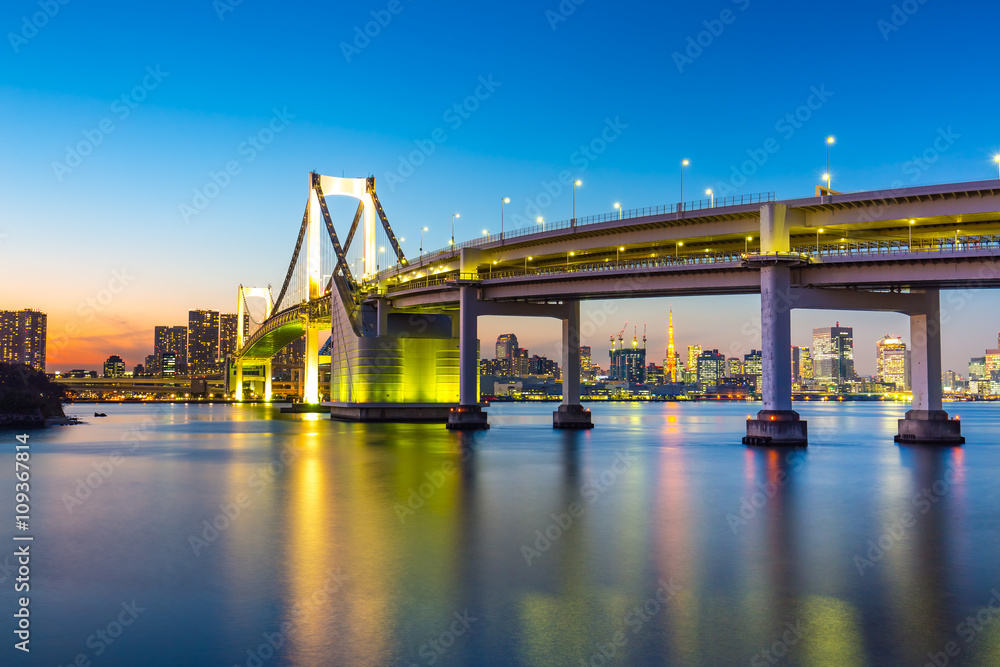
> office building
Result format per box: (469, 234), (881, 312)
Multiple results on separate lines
(813, 325), (855, 384)
(580, 346), (592, 380)
(743, 350), (762, 380)
(799, 347), (813, 381)
(0, 309), (47, 371)
(188, 310), (220, 375)
(727, 357), (743, 378)
(219, 313), (239, 363)
(161, 352), (178, 377)
(154, 326), (187, 375)
(876, 335), (909, 390)
(103, 355), (125, 378)
(610, 344), (646, 384)
(495, 334), (518, 375)
(687, 345), (702, 383)
(696, 349), (726, 390)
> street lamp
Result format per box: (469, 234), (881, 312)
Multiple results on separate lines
(451, 213), (460, 247)
(501, 197), (510, 241)
(826, 136), (835, 191)
(614, 202), (622, 220)
(482, 229), (489, 237)
(525, 256), (532, 272)
(816, 228), (824, 253)
(537, 216), (545, 231)
(706, 188), (714, 208)
(617, 246), (624, 267)
(573, 180), (582, 226)
(680, 159), (689, 210)
(994, 155), (1000, 179)
(676, 241), (683, 258)
(745, 236), (752, 253)
(566, 250), (575, 267)
(420, 226), (428, 258)
(909, 219), (915, 248)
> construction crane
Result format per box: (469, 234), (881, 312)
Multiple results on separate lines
(611, 321), (628, 351)
(633, 325), (638, 348)
(642, 323), (647, 349)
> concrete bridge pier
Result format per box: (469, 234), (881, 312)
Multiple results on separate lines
(743, 262), (807, 446)
(554, 301), (593, 429)
(896, 291), (964, 444)
(235, 362), (244, 401)
(263, 360), (272, 401)
(447, 284), (489, 430)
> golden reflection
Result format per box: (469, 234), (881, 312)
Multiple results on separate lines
(799, 596), (866, 665)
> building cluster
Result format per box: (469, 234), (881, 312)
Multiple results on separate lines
(0, 309), (46, 372)
(479, 319), (1000, 400)
(99, 310), (245, 379)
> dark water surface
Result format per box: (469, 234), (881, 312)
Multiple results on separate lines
(2, 401), (1000, 666)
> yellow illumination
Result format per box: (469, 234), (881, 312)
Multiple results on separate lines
(614, 202), (620, 208)
(827, 136), (835, 144)
(681, 159), (689, 166)
(909, 219), (916, 224)
(823, 172), (830, 182)
(747, 236), (752, 241)
(503, 197), (510, 203)
(818, 228), (824, 233)
(678, 241), (684, 246)
(537, 217), (544, 223)
(619, 246), (624, 251)
(528, 256), (533, 260)
(574, 180), (582, 186)
(570, 251), (575, 256)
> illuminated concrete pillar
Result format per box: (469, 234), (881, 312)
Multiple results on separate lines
(307, 185), (323, 299)
(264, 360), (272, 402)
(447, 284), (488, 429)
(896, 290), (963, 444)
(554, 301), (593, 428)
(235, 361), (244, 401)
(303, 325), (320, 404)
(744, 258), (806, 445)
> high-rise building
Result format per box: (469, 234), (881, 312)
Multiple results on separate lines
(0, 309), (47, 371)
(876, 335), (909, 390)
(495, 334), (518, 375)
(646, 362), (664, 384)
(219, 313), (239, 364)
(528, 355), (560, 378)
(514, 347), (530, 376)
(103, 355), (125, 378)
(727, 357), (743, 377)
(696, 349), (726, 390)
(969, 356), (986, 380)
(154, 326), (187, 375)
(666, 308), (677, 382)
(743, 350), (762, 380)
(188, 310), (220, 375)
(799, 347), (813, 381)
(580, 346), (592, 381)
(133, 364), (145, 378)
(791, 346), (801, 383)
(812, 325), (855, 384)
(161, 352), (177, 377)
(687, 345), (702, 383)
(986, 350), (1000, 392)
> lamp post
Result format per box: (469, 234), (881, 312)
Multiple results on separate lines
(745, 236), (752, 253)
(617, 246), (624, 268)
(450, 213), (460, 248)
(614, 202), (621, 220)
(825, 136), (835, 192)
(675, 241), (683, 258)
(816, 228), (823, 253)
(501, 197), (510, 242)
(420, 226), (428, 259)
(572, 180), (582, 226)
(566, 250), (575, 267)
(680, 159), (689, 211)
(706, 189), (714, 208)
(525, 256), (532, 273)
(537, 216), (545, 231)
(994, 155), (1000, 179)
(909, 219), (915, 249)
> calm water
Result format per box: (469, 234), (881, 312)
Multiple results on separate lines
(2, 401), (1000, 666)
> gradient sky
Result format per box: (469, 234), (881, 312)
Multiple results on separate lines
(2, 0), (999, 374)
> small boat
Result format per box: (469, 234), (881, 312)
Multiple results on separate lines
(94, 412), (107, 417)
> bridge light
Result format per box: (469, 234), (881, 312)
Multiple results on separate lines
(827, 136), (835, 145)
(503, 197), (510, 204)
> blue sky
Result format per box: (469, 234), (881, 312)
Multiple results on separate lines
(1, 0), (998, 372)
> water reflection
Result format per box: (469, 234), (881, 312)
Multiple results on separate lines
(11, 402), (1000, 665)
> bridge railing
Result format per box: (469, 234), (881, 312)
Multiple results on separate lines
(415, 191), (776, 261)
(794, 234), (1000, 258)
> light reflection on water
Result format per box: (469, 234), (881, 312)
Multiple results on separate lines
(2, 401), (1000, 666)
